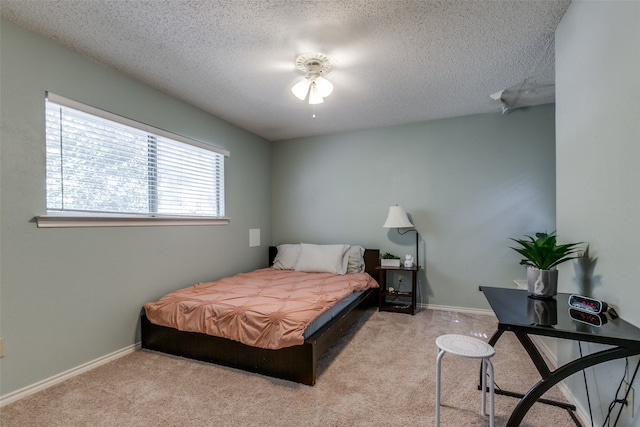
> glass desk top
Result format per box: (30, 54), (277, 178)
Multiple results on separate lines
(480, 286), (640, 349)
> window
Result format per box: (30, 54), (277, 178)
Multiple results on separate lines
(38, 93), (229, 228)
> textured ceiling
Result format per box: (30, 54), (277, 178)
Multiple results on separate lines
(0, 0), (570, 141)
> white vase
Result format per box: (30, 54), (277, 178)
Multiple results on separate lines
(527, 267), (558, 299)
(381, 259), (400, 267)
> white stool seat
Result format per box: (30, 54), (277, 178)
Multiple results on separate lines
(435, 334), (495, 427)
(435, 334), (495, 359)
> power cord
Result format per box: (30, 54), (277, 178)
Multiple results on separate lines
(580, 342), (640, 427)
(602, 357), (640, 427)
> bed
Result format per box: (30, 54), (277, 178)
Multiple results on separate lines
(141, 244), (380, 385)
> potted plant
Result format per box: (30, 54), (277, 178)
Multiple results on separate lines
(510, 231), (583, 299)
(380, 252), (401, 267)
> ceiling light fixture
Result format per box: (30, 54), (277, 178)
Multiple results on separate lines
(291, 53), (334, 105)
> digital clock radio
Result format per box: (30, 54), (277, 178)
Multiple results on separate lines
(568, 294), (608, 314)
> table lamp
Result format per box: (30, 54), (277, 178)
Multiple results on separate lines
(383, 205), (419, 268)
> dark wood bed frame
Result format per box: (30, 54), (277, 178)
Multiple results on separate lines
(141, 246), (380, 385)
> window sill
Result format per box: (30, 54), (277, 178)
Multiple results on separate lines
(34, 215), (230, 228)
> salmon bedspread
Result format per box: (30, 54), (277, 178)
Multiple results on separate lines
(144, 268), (378, 350)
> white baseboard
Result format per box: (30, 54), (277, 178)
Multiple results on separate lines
(531, 336), (559, 368)
(421, 302), (496, 317)
(557, 381), (593, 426)
(0, 343), (140, 407)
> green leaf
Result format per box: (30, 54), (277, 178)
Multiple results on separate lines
(509, 231), (583, 270)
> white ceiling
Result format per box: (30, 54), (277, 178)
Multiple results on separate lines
(0, 0), (570, 141)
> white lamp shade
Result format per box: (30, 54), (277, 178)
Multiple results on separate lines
(314, 76), (333, 97)
(308, 83), (324, 104)
(383, 205), (414, 228)
(291, 78), (311, 100)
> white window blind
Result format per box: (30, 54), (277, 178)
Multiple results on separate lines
(45, 92), (228, 219)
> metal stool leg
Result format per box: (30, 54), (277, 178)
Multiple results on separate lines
(481, 357), (487, 415)
(436, 349), (445, 427)
(487, 358), (495, 427)
(435, 335), (495, 427)
(480, 358), (495, 427)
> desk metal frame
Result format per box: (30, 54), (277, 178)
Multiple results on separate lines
(480, 286), (640, 427)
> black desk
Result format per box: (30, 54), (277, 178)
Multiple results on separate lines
(480, 286), (640, 427)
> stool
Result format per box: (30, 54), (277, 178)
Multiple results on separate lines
(435, 334), (495, 427)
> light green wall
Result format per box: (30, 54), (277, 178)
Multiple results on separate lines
(556, 1), (640, 425)
(0, 12), (560, 401)
(272, 105), (557, 309)
(0, 19), (272, 396)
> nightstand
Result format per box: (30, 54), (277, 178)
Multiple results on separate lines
(376, 265), (419, 315)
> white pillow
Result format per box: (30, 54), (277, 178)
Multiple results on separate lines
(294, 243), (350, 274)
(345, 245), (366, 273)
(273, 244), (301, 270)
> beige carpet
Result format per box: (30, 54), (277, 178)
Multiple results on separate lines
(1, 308), (581, 426)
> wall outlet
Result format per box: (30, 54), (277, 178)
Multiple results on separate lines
(623, 381), (634, 418)
(0, 337), (5, 358)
